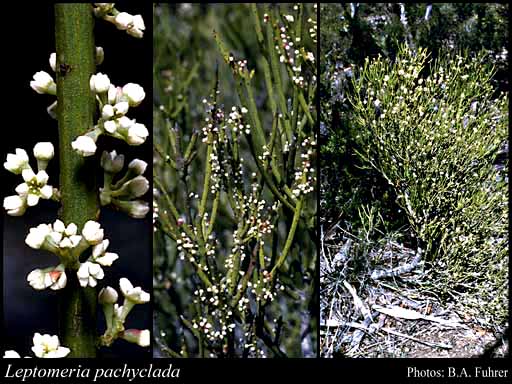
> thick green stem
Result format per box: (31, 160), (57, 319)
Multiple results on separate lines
(55, 3), (98, 358)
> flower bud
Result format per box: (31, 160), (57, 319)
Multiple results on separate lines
(33, 142), (54, 161)
(122, 83), (145, 107)
(49, 53), (56, 72)
(108, 84), (122, 105)
(102, 104), (115, 120)
(104, 120), (117, 134)
(115, 175), (149, 199)
(30, 71), (56, 95)
(3, 350), (22, 358)
(115, 199), (149, 218)
(128, 159), (147, 175)
(47, 101), (58, 120)
(89, 73), (111, 93)
(114, 101), (129, 115)
(71, 135), (97, 157)
(101, 150), (125, 174)
(3, 195), (27, 216)
(127, 123), (148, 145)
(95, 46), (105, 65)
(118, 116), (134, 130)
(122, 329), (150, 347)
(82, 220), (104, 244)
(99, 286), (118, 304)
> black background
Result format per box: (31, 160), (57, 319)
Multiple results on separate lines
(2, 3), (152, 358)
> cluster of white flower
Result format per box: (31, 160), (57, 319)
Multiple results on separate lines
(24, 219), (117, 290)
(3, 333), (70, 359)
(273, 13), (316, 88)
(98, 278), (150, 347)
(99, 150), (150, 218)
(291, 137), (316, 197)
(3, 143), (56, 216)
(93, 4), (145, 38)
(27, 264), (67, 291)
(71, 75), (147, 157)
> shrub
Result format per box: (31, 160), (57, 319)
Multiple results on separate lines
(349, 45), (508, 323)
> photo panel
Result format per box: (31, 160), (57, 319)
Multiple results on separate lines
(319, 3), (508, 358)
(153, 3), (318, 358)
(2, 3), (152, 358)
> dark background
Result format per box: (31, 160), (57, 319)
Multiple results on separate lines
(2, 3), (152, 358)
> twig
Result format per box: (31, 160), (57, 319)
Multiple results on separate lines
(380, 327), (453, 350)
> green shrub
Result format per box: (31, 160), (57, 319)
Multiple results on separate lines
(349, 45), (508, 322)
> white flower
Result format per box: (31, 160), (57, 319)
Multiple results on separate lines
(102, 104), (115, 119)
(77, 261), (104, 288)
(122, 83), (145, 107)
(47, 220), (82, 249)
(122, 329), (150, 347)
(31, 333), (70, 358)
(284, 15), (294, 22)
(71, 135), (97, 157)
(33, 142), (55, 161)
(82, 220), (104, 244)
(114, 12), (134, 30)
(104, 120), (117, 134)
(27, 265), (67, 291)
(49, 53), (56, 72)
(108, 84), (122, 104)
(89, 73), (111, 93)
(128, 159), (147, 175)
(53, 219), (65, 233)
(127, 123), (148, 145)
(119, 277), (150, 303)
(118, 116), (134, 130)
(114, 101), (129, 115)
(3, 350), (21, 358)
(126, 15), (145, 38)
(3, 195), (27, 216)
(95, 46), (105, 65)
(20, 169), (52, 206)
(91, 239), (119, 266)
(30, 71), (56, 95)
(25, 224), (51, 249)
(4, 148), (29, 174)
(98, 286), (118, 304)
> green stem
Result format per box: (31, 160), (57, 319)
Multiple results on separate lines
(270, 195), (304, 277)
(55, 3), (98, 358)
